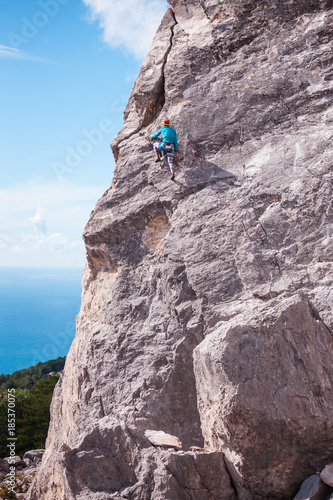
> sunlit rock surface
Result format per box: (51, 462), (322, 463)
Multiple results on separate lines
(27, 0), (333, 498)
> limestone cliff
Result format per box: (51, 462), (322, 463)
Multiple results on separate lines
(27, 0), (333, 499)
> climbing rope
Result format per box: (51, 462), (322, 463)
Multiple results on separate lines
(185, 133), (273, 299)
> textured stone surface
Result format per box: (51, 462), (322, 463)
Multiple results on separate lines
(2, 455), (26, 470)
(28, 0), (333, 498)
(293, 475), (330, 500)
(321, 465), (333, 487)
(145, 430), (182, 449)
(194, 296), (333, 499)
(0, 458), (9, 481)
(23, 450), (45, 464)
(157, 451), (236, 500)
(0, 452), (43, 498)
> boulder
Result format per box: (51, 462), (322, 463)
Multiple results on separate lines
(194, 297), (333, 499)
(23, 449), (45, 464)
(3, 455), (25, 470)
(321, 464), (333, 487)
(158, 451), (236, 500)
(293, 475), (330, 500)
(0, 458), (9, 481)
(145, 430), (182, 449)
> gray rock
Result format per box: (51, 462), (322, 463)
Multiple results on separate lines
(0, 458), (9, 471)
(145, 430), (182, 449)
(293, 475), (330, 500)
(27, 0), (333, 499)
(321, 464), (333, 487)
(22, 465), (39, 477)
(158, 451), (236, 500)
(3, 455), (25, 469)
(23, 449), (45, 464)
(59, 442), (71, 452)
(194, 296), (333, 499)
(120, 449), (236, 500)
(0, 458), (9, 481)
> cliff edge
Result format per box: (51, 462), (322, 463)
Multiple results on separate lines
(27, 0), (333, 499)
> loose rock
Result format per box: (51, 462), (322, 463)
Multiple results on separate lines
(321, 464), (333, 487)
(145, 430), (182, 450)
(293, 474), (330, 500)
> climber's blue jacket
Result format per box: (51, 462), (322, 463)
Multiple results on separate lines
(152, 126), (178, 150)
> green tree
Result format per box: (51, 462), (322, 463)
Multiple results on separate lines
(15, 375), (60, 456)
(0, 400), (8, 458)
(0, 357), (65, 396)
(0, 358), (65, 458)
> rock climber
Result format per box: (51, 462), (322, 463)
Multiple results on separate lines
(151, 119), (178, 181)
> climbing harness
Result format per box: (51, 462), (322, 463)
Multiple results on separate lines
(185, 133), (273, 300)
(164, 143), (174, 152)
(153, 140), (175, 175)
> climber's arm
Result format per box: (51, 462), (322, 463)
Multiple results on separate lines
(151, 128), (163, 140)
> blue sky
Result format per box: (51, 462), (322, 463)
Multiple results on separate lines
(0, 0), (168, 267)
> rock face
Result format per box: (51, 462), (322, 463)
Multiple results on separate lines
(194, 297), (333, 499)
(27, 0), (333, 499)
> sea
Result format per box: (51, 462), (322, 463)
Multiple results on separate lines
(0, 267), (83, 375)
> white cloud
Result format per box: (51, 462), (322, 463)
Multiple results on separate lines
(0, 181), (105, 267)
(0, 234), (13, 251)
(14, 232), (82, 255)
(0, 44), (49, 62)
(30, 207), (48, 234)
(0, 182), (104, 223)
(0, 45), (23, 58)
(82, 0), (167, 59)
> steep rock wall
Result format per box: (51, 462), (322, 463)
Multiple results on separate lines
(28, 0), (333, 499)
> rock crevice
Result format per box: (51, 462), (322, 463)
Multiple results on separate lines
(111, 8), (178, 163)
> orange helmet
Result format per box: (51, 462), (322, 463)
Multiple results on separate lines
(163, 119), (170, 126)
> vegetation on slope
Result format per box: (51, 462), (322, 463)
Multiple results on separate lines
(0, 357), (66, 458)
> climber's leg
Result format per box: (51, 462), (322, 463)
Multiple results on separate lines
(167, 151), (175, 180)
(154, 142), (162, 162)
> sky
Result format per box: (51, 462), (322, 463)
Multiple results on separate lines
(0, 0), (168, 268)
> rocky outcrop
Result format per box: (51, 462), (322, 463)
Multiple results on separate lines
(27, 0), (333, 499)
(194, 296), (333, 499)
(0, 451), (44, 499)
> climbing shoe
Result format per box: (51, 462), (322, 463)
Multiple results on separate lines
(155, 158), (161, 163)
(171, 174), (175, 181)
